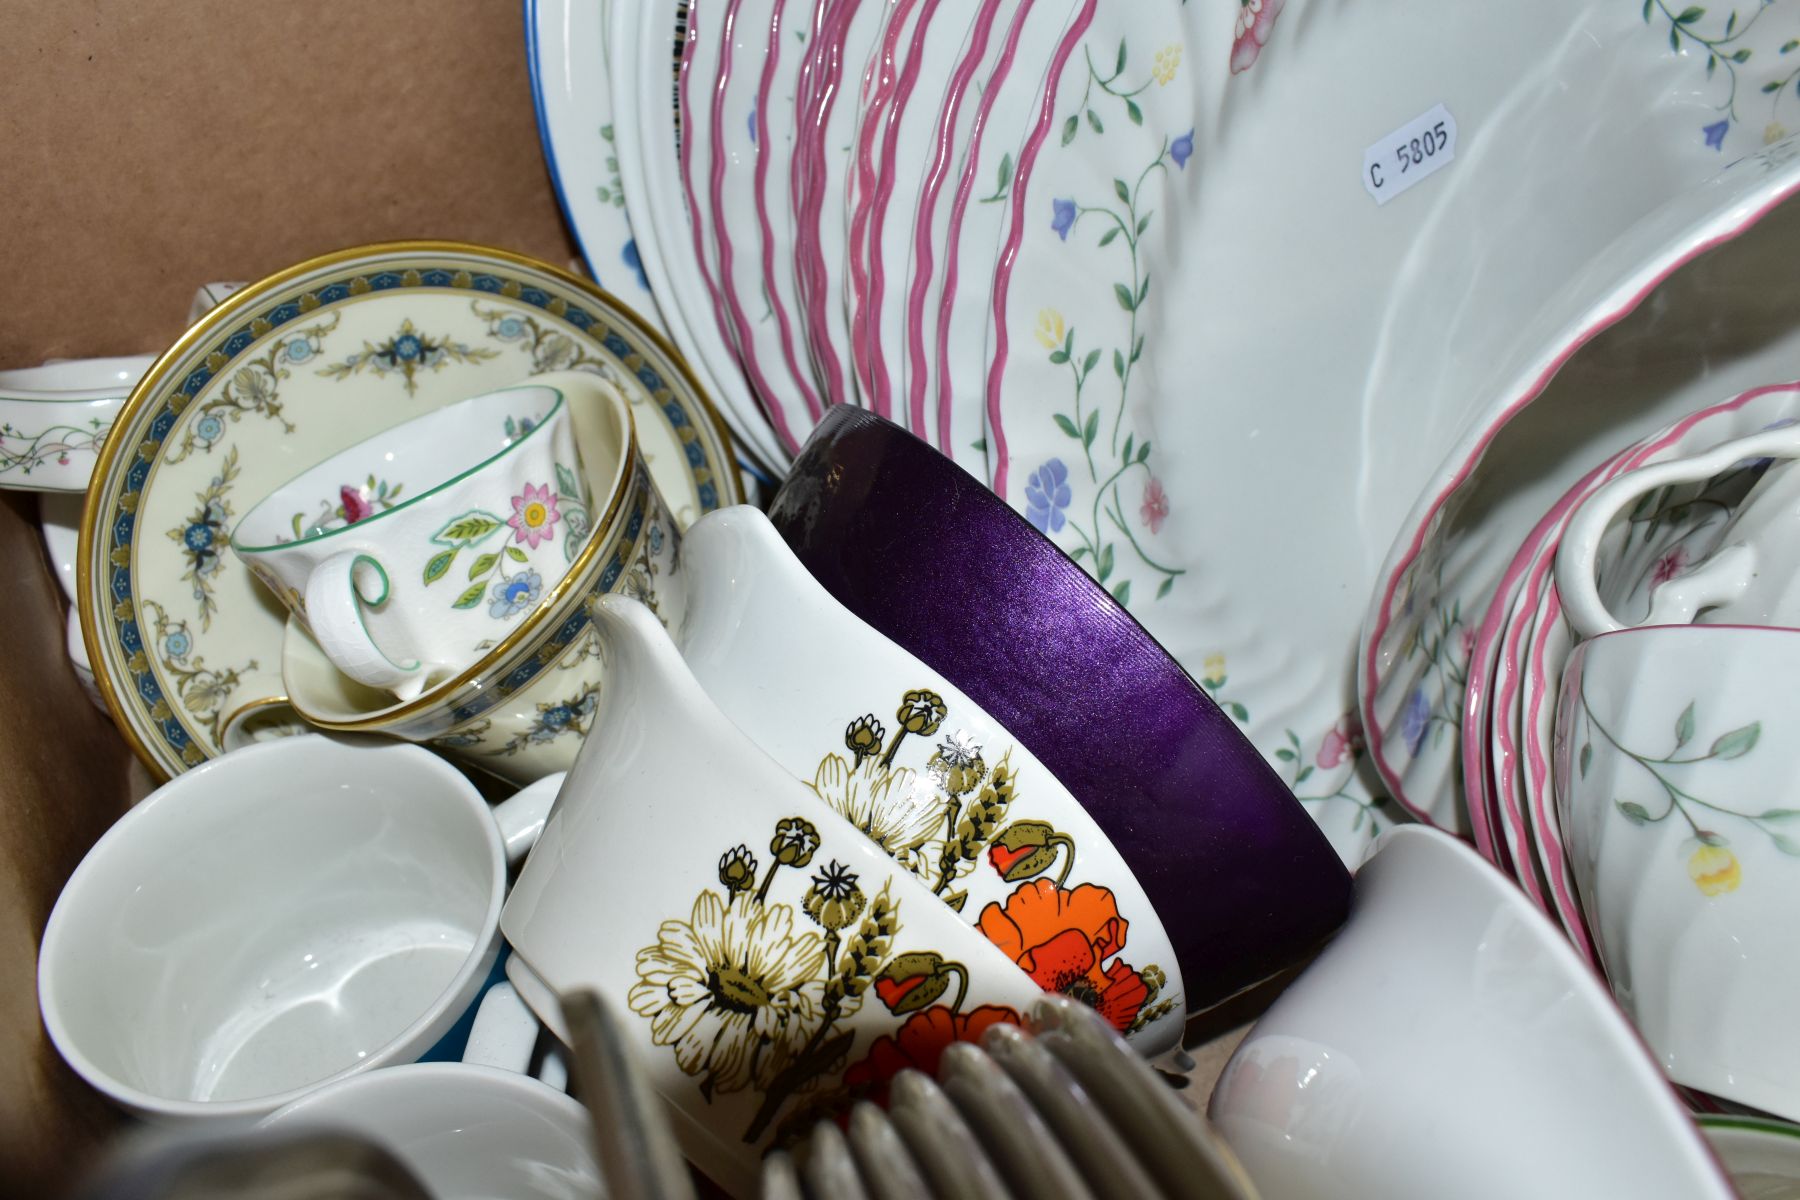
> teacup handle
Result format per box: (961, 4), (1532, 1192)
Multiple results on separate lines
(1554, 425), (1800, 639)
(461, 980), (568, 1092)
(492, 771), (566, 866)
(303, 551), (426, 697)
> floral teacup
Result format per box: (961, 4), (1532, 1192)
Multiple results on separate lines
(279, 372), (682, 785)
(1557, 422), (1800, 639)
(1555, 623), (1800, 1121)
(234, 382), (589, 700)
(499, 596), (1045, 1195)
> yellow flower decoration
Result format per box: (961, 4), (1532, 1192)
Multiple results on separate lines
(1203, 653), (1227, 681)
(1767, 122), (1789, 146)
(1153, 45), (1182, 86)
(1687, 844), (1741, 896)
(1034, 309), (1066, 350)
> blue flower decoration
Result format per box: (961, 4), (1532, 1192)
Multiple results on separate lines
(489, 570), (544, 619)
(163, 629), (191, 659)
(1171, 129), (1194, 170)
(496, 316), (526, 339)
(1024, 459), (1072, 534)
(183, 522), (214, 553)
(283, 339), (313, 364)
(195, 415), (224, 443)
(392, 333), (424, 361)
(542, 704), (574, 730)
(648, 525), (664, 555)
(1704, 119), (1730, 150)
(748, 104), (759, 144)
(622, 239), (651, 293)
(1401, 686), (1431, 757)
(1051, 198), (1076, 241)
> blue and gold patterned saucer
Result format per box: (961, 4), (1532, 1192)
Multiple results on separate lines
(78, 241), (739, 779)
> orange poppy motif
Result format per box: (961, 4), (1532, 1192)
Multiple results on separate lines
(841, 1004), (1023, 1106)
(977, 878), (1148, 1032)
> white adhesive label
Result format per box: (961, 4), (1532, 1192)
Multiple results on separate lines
(1363, 104), (1457, 206)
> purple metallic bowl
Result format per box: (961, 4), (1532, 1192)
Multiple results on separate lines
(768, 408), (1352, 1012)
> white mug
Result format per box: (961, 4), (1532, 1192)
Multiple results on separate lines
(500, 595), (1044, 1196)
(37, 736), (558, 1121)
(1557, 423), (1800, 638)
(258, 983), (599, 1200)
(232, 382), (591, 700)
(675, 506), (1185, 1048)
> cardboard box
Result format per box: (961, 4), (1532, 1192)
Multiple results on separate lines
(0, 3), (1254, 1192)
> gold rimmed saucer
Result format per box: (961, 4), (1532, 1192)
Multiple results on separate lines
(78, 240), (739, 779)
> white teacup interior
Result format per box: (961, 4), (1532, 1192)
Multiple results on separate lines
(233, 385), (564, 547)
(42, 743), (498, 1108)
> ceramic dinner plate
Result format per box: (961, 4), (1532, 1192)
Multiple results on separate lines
(526, 0), (660, 316)
(78, 241), (739, 779)
(1371, 155), (1800, 831)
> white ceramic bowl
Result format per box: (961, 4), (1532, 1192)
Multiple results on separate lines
(1209, 825), (1732, 1200)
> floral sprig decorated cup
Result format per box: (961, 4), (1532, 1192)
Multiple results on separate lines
(279, 372), (682, 785)
(1555, 623), (1800, 1122)
(675, 506), (1184, 1051)
(1557, 422), (1800, 639)
(233, 382), (589, 700)
(499, 595), (1044, 1195)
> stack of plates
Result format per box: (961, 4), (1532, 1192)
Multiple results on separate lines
(531, 0), (1800, 868)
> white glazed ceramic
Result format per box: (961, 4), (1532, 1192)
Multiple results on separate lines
(1701, 1115), (1800, 1199)
(0, 355), (152, 492)
(1556, 623), (1800, 1122)
(694, 0), (825, 456)
(500, 594), (1044, 1195)
(1557, 423), (1800, 638)
(281, 373), (683, 786)
(676, 505), (1183, 1047)
(1369, 164), (1800, 832)
(234, 384), (587, 699)
(525, 0), (663, 312)
(1463, 382), (1800, 863)
(36, 737), (557, 1121)
(612, 0), (789, 470)
(77, 243), (738, 779)
(1209, 825), (1732, 1200)
(258, 983), (600, 1200)
(1505, 428), (1766, 951)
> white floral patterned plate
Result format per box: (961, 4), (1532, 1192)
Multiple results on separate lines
(984, 0), (1391, 863)
(77, 241), (740, 779)
(921, 0), (1080, 476)
(988, 1), (1800, 864)
(527, 0), (661, 318)
(872, 0), (1030, 455)
(700, 0), (831, 456)
(1367, 144), (1800, 832)
(610, 0), (790, 472)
